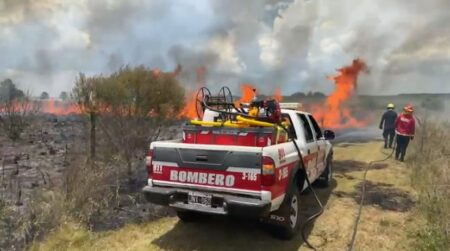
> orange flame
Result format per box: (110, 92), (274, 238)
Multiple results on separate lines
(41, 99), (81, 115)
(178, 67), (207, 119)
(179, 90), (199, 119)
(236, 83), (255, 105)
(311, 59), (370, 129)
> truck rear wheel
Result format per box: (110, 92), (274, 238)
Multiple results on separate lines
(270, 184), (301, 240)
(176, 210), (202, 222)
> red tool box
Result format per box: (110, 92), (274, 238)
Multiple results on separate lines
(182, 125), (287, 147)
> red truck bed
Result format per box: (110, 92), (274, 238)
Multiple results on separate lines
(182, 125), (287, 147)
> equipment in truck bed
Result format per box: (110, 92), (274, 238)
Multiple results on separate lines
(194, 86), (283, 125)
(187, 86), (289, 146)
(195, 86), (235, 120)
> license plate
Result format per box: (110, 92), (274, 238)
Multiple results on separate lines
(188, 191), (212, 206)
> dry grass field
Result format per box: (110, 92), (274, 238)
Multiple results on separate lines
(29, 141), (421, 251)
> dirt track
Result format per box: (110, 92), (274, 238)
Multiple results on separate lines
(31, 141), (419, 251)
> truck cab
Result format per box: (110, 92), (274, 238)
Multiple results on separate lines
(143, 107), (335, 239)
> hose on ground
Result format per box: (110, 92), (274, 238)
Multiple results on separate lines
(347, 138), (396, 251)
(292, 139), (324, 251)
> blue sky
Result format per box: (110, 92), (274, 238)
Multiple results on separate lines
(1, 0), (449, 96)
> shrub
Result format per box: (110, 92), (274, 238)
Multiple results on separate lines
(0, 79), (39, 141)
(408, 119), (450, 250)
(0, 191), (66, 250)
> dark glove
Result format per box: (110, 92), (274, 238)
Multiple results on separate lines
(410, 136), (414, 140)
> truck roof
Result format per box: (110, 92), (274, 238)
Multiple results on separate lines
(281, 108), (311, 116)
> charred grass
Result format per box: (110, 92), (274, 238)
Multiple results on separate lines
(333, 181), (416, 212)
(0, 118), (173, 250)
(330, 141), (417, 250)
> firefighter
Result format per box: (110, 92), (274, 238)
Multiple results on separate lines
(379, 103), (397, 148)
(394, 105), (415, 162)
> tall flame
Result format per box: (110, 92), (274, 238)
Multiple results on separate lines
(235, 83), (255, 105)
(312, 59), (370, 129)
(179, 67), (206, 119)
(179, 90), (198, 119)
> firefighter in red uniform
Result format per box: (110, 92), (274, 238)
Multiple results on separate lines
(394, 105), (415, 162)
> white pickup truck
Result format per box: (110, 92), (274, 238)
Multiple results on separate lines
(143, 107), (335, 239)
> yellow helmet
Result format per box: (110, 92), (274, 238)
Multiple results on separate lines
(387, 103), (395, 109)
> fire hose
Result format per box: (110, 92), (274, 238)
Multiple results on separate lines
(278, 123), (324, 251)
(348, 114), (422, 250)
(197, 97), (324, 250)
(347, 138), (397, 251)
(196, 88), (422, 250)
(349, 113), (422, 250)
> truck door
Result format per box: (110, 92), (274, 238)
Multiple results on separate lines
(307, 115), (326, 174)
(296, 113), (319, 180)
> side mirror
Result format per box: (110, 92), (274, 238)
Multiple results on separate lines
(324, 130), (335, 140)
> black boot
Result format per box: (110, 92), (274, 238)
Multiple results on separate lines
(400, 152), (406, 162)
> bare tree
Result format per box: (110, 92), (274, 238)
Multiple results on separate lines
(0, 79), (39, 142)
(72, 73), (100, 160)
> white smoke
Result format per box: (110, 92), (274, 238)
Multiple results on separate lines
(0, 0), (449, 96)
(270, 0), (450, 94)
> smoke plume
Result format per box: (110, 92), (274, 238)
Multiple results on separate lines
(0, 0), (449, 96)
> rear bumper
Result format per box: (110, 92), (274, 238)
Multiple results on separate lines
(142, 185), (271, 217)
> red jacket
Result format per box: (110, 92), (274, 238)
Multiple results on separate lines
(395, 113), (415, 136)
